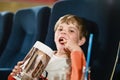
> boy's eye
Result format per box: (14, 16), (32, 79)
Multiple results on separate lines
(58, 28), (63, 31)
(69, 30), (75, 32)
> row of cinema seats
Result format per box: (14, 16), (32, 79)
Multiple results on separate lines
(0, 0), (120, 80)
(0, 6), (51, 80)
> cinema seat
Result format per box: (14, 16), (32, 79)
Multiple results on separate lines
(0, 11), (14, 56)
(0, 6), (50, 80)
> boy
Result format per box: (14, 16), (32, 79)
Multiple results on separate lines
(8, 14), (88, 80)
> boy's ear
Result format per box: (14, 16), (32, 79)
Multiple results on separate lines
(78, 37), (86, 46)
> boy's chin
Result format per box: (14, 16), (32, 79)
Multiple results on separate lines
(57, 45), (65, 50)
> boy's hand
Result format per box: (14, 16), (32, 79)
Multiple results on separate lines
(63, 39), (81, 57)
(10, 61), (24, 76)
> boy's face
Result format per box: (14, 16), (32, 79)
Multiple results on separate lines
(54, 22), (81, 50)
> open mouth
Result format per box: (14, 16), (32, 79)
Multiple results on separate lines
(59, 37), (66, 45)
(59, 38), (64, 42)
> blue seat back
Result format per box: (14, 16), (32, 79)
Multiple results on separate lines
(0, 11), (14, 56)
(0, 6), (51, 68)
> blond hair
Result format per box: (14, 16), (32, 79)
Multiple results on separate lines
(54, 14), (88, 39)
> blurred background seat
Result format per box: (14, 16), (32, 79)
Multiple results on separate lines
(0, 6), (51, 80)
(44, 0), (120, 80)
(108, 0), (120, 79)
(0, 11), (14, 57)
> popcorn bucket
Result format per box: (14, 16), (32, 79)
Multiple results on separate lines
(14, 41), (53, 80)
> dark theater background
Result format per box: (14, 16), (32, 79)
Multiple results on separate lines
(0, 0), (120, 80)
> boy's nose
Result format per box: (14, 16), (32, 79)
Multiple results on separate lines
(60, 30), (66, 34)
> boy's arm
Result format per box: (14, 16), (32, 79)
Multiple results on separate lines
(70, 50), (86, 80)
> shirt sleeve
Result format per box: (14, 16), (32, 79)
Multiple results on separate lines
(70, 50), (86, 80)
(8, 75), (16, 80)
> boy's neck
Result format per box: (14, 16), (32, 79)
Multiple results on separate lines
(54, 51), (68, 58)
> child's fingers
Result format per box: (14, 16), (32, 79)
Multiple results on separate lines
(13, 66), (22, 73)
(63, 39), (67, 44)
(15, 65), (22, 72)
(64, 48), (71, 58)
(10, 61), (23, 76)
(64, 48), (70, 53)
(10, 72), (15, 76)
(17, 61), (24, 66)
(59, 38), (67, 45)
(11, 69), (18, 76)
